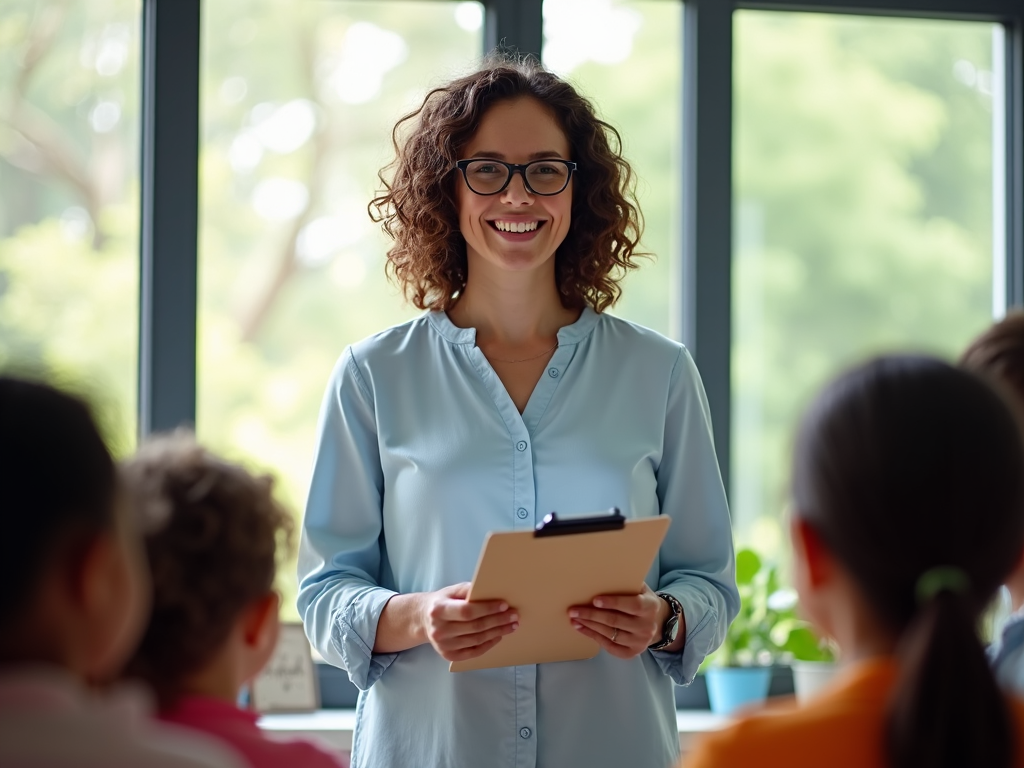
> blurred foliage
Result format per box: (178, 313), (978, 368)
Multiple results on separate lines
(731, 11), (996, 562)
(703, 547), (835, 667)
(0, 1), (1001, 620)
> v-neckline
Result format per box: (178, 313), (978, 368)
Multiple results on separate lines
(428, 307), (601, 435)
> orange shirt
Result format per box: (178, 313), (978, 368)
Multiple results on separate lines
(683, 658), (1024, 768)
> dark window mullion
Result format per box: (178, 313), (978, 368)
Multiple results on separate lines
(682, 0), (735, 494)
(139, 0), (201, 436)
(483, 0), (543, 59)
(739, 0), (1023, 19)
(1008, 17), (1024, 308)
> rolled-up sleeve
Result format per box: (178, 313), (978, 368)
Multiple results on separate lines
(650, 347), (739, 685)
(297, 348), (399, 690)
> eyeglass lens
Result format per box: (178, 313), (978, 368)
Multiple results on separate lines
(463, 160), (571, 195)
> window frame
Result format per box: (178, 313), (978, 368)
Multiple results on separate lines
(138, 0), (1024, 501)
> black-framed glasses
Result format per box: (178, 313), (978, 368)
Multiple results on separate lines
(455, 158), (577, 196)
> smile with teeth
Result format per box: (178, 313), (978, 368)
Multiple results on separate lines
(492, 220), (541, 233)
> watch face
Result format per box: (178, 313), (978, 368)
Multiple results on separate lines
(666, 615), (680, 642)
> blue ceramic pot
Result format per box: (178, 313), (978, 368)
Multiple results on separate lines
(705, 666), (772, 715)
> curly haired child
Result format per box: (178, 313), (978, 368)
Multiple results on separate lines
(123, 432), (346, 768)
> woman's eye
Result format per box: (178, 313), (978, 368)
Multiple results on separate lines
(471, 164), (502, 175)
(533, 163), (564, 175)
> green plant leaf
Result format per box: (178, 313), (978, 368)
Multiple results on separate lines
(781, 625), (836, 661)
(735, 548), (762, 586)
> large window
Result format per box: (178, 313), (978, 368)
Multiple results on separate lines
(0, 0), (141, 454)
(197, 0), (483, 614)
(731, 11), (1002, 555)
(9, 0), (1022, 620)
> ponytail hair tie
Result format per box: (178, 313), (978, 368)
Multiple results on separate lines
(915, 566), (970, 605)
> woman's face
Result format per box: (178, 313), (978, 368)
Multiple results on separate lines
(455, 96), (573, 280)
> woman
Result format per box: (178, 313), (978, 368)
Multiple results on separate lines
(685, 356), (1024, 768)
(298, 58), (738, 768)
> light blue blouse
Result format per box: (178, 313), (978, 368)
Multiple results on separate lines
(297, 307), (738, 768)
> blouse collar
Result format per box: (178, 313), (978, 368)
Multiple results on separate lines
(427, 305), (600, 346)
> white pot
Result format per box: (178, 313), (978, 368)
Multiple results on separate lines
(791, 661), (839, 703)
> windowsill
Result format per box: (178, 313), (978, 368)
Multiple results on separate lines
(258, 709), (730, 753)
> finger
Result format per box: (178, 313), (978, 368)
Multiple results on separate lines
(568, 607), (643, 633)
(571, 621), (633, 659)
(437, 619), (519, 652)
(441, 582), (473, 599)
(590, 595), (645, 615)
(432, 597), (510, 624)
(434, 609), (518, 640)
(572, 617), (628, 642)
(443, 635), (505, 663)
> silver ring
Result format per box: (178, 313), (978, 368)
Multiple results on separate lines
(611, 628), (619, 643)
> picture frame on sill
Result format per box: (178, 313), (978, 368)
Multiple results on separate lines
(251, 622), (321, 714)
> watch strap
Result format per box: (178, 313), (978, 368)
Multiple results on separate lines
(648, 592), (683, 651)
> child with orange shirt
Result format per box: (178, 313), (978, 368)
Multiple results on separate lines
(123, 433), (347, 768)
(684, 355), (1024, 768)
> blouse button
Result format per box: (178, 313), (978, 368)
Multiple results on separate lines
(517, 508), (529, 520)
(519, 727), (532, 739)
(548, 368), (559, 378)
(516, 441), (528, 452)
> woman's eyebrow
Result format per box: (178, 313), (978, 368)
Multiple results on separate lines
(469, 150), (567, 160)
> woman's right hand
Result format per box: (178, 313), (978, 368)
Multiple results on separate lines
(422, 583), (518, 662)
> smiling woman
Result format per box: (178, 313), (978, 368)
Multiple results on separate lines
(297, 56), (739, 768)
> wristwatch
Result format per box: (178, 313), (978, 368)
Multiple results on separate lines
(648, 592), (683, 651)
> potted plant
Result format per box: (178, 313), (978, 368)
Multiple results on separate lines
(771, 618), (839, 702)
(702, 548), (796, 715)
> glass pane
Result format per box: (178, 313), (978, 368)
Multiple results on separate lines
(543, 0), (683, 338)
(732, 11), (999, 557)
(198, 0), (483, 617)
(0, 0), (141, 453)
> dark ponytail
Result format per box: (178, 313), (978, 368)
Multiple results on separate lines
(793, 355), (1024, 768)
(888, 591), (1013, 768)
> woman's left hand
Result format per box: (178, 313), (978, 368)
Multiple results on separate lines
(568, 584), (670, 659)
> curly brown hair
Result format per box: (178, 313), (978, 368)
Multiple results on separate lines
(370, 55), (645, 313)
(120, 432), (294, 708)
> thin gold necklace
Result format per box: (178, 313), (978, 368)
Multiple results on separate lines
(484, 341), (559, 364)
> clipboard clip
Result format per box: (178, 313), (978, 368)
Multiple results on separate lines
(534, 507), (625, 537)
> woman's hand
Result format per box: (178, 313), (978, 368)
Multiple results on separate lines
(421, 583), (519, 663)
(568, 584), (675, 659)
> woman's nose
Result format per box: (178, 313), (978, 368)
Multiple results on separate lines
(500, 170), (534, 204)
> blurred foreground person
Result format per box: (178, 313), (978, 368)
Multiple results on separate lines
(684, 356), (1024, 768)
(961, 311), (1024, 696)
(0, 376), (244, 768)
(123, 433), (347, 768)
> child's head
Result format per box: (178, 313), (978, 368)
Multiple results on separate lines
(961, 311), (1024, 608)
(961, 310), (1024, 407)
(789, 355), (1024, 768)
(122, 433), (293, 708)
(0, 376), (149, 680)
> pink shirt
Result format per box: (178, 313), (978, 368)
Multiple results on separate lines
(162, 696), (347, 768)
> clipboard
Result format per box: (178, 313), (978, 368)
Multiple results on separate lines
(449, 509), (671, 672)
